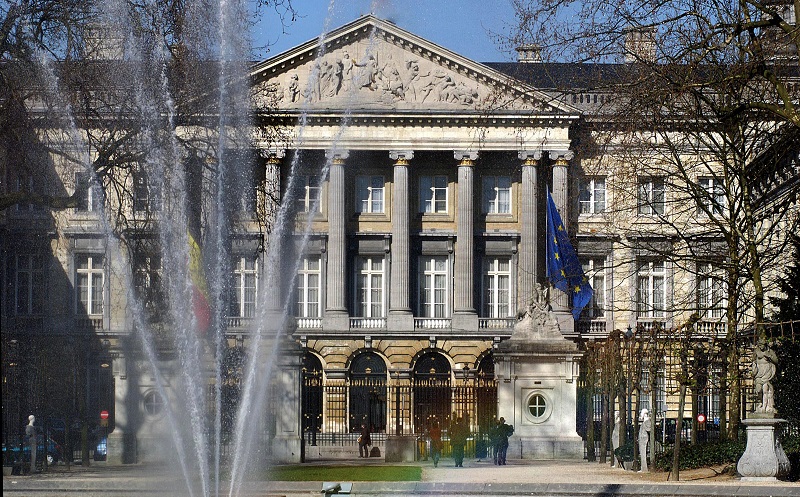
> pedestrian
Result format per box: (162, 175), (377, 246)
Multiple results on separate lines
(358, 423), (371, 458)
(429, 421), (442, 467)
(496, 417), (514, 465)
(25, 415), (37, 473)
(490, 418), (500, 464)
(450, 417), (468, 467)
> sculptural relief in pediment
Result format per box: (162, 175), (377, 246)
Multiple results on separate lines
(254, 42), (502, 111)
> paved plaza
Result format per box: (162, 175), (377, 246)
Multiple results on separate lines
(3, 458), (796, 497)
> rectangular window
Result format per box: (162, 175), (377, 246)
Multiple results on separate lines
(637, 259), (665, 318)
(15, 254), (45, 315)
(133, 169), (161, 213)
(296, 256), (321, 317)
(637, 177), (665, 215)
(356, 176), (385, 213)
(698, 177), (726, 216)
(76, 254), (105, 315)
(483, 257), (511, 318)
(580, 257), (606, 319)
(639, 366), (666, 414)
(420, 256), (450, 317)
(230, 256), (258, 318)
(15, 175), (41, 212)
(133, 253), (163, 317)
(482, 176), (512, 214)
(298, 175), (321, 213)
(355, 257), (385, 317)
(579, 177), (606, 214)
(76, 172), (102, 212)
(698, 262), (726, 319)
(420, 175), (448, 214)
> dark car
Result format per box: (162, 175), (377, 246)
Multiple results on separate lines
(2, 435), (64, 466)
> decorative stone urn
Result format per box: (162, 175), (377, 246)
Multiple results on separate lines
(495, 284), (584, 459)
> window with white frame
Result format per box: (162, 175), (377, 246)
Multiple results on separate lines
(482, 257), (512, 318)
(356, 176), (385, 213)
(579, 177), (606, 214)
(580, 257), (606, 319)
(698, 262), (726, 319)
(420, 175), (448, 214)
(698, 177), (726, 216)
(637, 259), (666, 318)
(482, 176), (511, 214)
(355, 256), (385, 317)
(76, 172), (102, 212)
(15, 254), (45, 315)
(297, 175), (321, 213)
(639, 365), (666, 414)
(76, 254), (105, 315)
(296, 256), (321, 317)
(637, 177), (665, 215)
(133, 252), (163, 316)
(230, 255), (258, 318)
(419, 256), (450, 317)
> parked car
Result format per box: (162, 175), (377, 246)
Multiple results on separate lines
(2, 436), (64, 466)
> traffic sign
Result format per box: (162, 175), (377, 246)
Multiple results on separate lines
(100, 410), (109, 420)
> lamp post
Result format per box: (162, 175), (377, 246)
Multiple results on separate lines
(625, 326), (633, 437)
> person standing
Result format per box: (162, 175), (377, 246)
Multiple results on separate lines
(358, 423), (371, 458)
(25, 415), (37, 474)
(496, 417), (514, 465)
(450, 417), (468, 467)
(429, 421), (442, 467)
(489, 418), (500, 464)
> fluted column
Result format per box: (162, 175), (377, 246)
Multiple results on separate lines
(388, 151), (413, 330)
(550, 150), (574, 334)
(260, 149), (284, 313)
(453, 150), (478, 331)
(325, 150), (349, 329)
(518, 150), (541, 311)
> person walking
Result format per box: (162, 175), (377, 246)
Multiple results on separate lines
(358, 423), (371, 458)
(496, 417), (514, 465)
(429, 421), (442, 467)
(490, 418), (500, 464)
(450, 417), (468, 467)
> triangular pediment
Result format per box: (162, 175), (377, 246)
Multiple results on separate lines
(251, 15), (576, 116)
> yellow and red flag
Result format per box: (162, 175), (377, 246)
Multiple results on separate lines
(186, 153), (212, 337)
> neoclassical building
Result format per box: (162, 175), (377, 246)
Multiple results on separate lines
(2, 14), (797, 464)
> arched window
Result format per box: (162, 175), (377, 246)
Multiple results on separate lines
(349, 352), (387, 433)
(475, 353), (497, 434)
(302, 352), (323, 441)
(412, 351), (451, 433)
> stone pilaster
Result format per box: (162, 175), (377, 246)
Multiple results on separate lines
(550, 150), (574, 335)
(261, 149), (284, 313)
(453, 150), (478, 331)
(388, 151), (414, 331)
(518, 150), (541, 311)
(324, 150), (349, 330)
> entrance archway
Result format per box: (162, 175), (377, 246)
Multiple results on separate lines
(412, 351), (451, 432)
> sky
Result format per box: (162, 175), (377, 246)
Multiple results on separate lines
(251, 0), (520, 63)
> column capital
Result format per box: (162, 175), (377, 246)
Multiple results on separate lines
(518, 150), (543, 164)
(325, 149), (350, 164)
(259, 148), (286, 162)
(454, 150), (479, 165)
(389, 150), (414, 164)
(548, 150), (575, 165)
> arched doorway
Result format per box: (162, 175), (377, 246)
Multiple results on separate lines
(412, 351), (451, 433)
(301, 351), (323, 445)
(475, 353), (497, 435)
(349, 352), (387, 433)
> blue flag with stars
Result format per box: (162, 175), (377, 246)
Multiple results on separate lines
(546, 190), (593, 320)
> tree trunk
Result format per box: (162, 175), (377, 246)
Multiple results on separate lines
(718, 346), (728, 441)
(586, 389), (596, 461)
(691, 389), (698, 445)
(600, 393), (608, 464)
(671, 383), (687, 481)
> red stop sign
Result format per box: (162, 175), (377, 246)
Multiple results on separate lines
(100, 410), (109, 420)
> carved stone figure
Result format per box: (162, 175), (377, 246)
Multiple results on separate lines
(752, 337), (778, 414)
(287, 74), (300, 102)
(638, 408), (651, 472)
(611, 411), (622, 468)
(513, 283), (561, 339)
(25, 415), (37, 473)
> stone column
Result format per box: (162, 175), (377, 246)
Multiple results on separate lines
(518, 151), (541, 311)
(388, 151), (414, 331)
(324, 150), (349, 330)
(453, 150), (478, 331)
(550, 150), (574, 334)
(261, 149), (284, 313)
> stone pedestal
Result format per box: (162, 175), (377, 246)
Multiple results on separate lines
(737, 416), (791, 481)
(384, 435), (417, 462)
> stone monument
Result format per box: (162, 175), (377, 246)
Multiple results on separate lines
(495, 283), (584, 459)
(637, 409), (651, 472)
(736, 337), (791, 480)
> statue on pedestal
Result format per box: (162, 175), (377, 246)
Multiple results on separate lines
(611, 411), (621, 468)
(513, 283), (561, 340)
(638, 408), (651, 472)
(752, 337), (778, 414)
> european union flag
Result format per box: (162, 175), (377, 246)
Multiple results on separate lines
(546, 190), (593, 320)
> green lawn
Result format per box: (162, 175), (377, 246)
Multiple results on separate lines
(265, 465), (422, 482)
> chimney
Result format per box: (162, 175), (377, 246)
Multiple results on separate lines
(516, 44), (543, 63)
(624, 27), (657, 63)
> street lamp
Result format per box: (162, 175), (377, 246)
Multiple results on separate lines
(625, 325), (634, 435)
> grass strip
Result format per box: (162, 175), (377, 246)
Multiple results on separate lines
(265, 465), (422, 482)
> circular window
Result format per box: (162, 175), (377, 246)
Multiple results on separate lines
(143, 390), (165, 417)
(524, 391), (553, 423)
